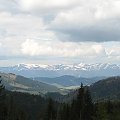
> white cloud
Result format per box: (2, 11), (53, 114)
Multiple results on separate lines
(17, 0), (120, 20)
(92, 45), (105, 54)
(21, 39), (106, 57)
(17, 0), (78, 11)
(0, 0), (17, 13)
(0, 12), (47, 37)
(0, 0), (119, 65)
(0, 11), (57, 56)
(107, 46), (120, 56)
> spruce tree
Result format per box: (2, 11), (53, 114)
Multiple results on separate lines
(44, 98), (56, 120)
(84, 88), (94, 120)
(0, 76), (5, 99)
(0, 76), (7, 120)
(75, 84), (95, 120)
(77, 83), (85, 120)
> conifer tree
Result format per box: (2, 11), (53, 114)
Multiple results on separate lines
(77, 83), (85, 120)
(72, 83), (95, 120)
(44, 98), (56, 120)
(84, 88), (94, 120)
(0, 76), (5, 99)
(0, 76), (7, 120)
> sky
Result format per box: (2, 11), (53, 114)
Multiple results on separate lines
(0, 0), (120, 66)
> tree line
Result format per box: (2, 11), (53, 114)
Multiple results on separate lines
(44, 83), (120, 120)
(1, 76), (120, 120)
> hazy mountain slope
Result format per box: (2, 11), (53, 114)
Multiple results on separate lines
(35, 75), (105, 87)
(0, 72), (64, 95)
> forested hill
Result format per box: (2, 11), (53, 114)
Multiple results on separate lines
(1, 76), (120, 120)
(90, 76), (120, 100)
(53, 76), (120, 102)
(0, 72), (65, 95)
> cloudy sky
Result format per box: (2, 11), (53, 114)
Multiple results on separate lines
(0, 0), (120, 66)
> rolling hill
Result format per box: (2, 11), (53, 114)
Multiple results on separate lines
(0, 72), (66, 95)
(90, 76), (120, 100)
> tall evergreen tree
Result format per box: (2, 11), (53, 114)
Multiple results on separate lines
(77, 83), (85, 120)
(44, 98), (56, 120)
(61, 104), (70, 120)
(84, 88), (94, 120)
(70, 83), (95, 120)
(0, 76), (7, 120)
(0, 76), (5, 99)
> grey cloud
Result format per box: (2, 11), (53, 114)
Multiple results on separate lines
(0, 55), (24, 60)
(0, 0), (19, 14)
(55, 27), (120, 42)
(51, 19), (120, 42)
(1, 0), (120, 43)
(0, 29), (7, 38)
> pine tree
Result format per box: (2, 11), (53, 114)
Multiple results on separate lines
(61, 104), (70, 120)
(44, 98), (56, 120)
(84, 88), (94, 120)
(107, 100), (113, 114)
(70, 99), (78, 120)
(0, 76), (5, 100)
(72, 84), (95, 120)
(56, 106), (62, 120)
(77, 83), (85, 120)
(0, 76), (7, 120)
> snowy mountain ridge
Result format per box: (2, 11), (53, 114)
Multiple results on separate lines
(0, 63), (120, 77)
(11, 63), (120, 71)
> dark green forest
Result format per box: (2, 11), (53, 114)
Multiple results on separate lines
(1, 77), (120, 120)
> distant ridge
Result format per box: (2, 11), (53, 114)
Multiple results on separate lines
(35, 75), (105, 87)
(0, 63), (120, 77)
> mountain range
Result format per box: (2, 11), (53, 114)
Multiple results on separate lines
(0, 63), (120, 78)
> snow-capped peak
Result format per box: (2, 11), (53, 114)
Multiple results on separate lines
(15, 63), (49, 69)
(12, 63), (120, 71)
(0, 63), (120, 77)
